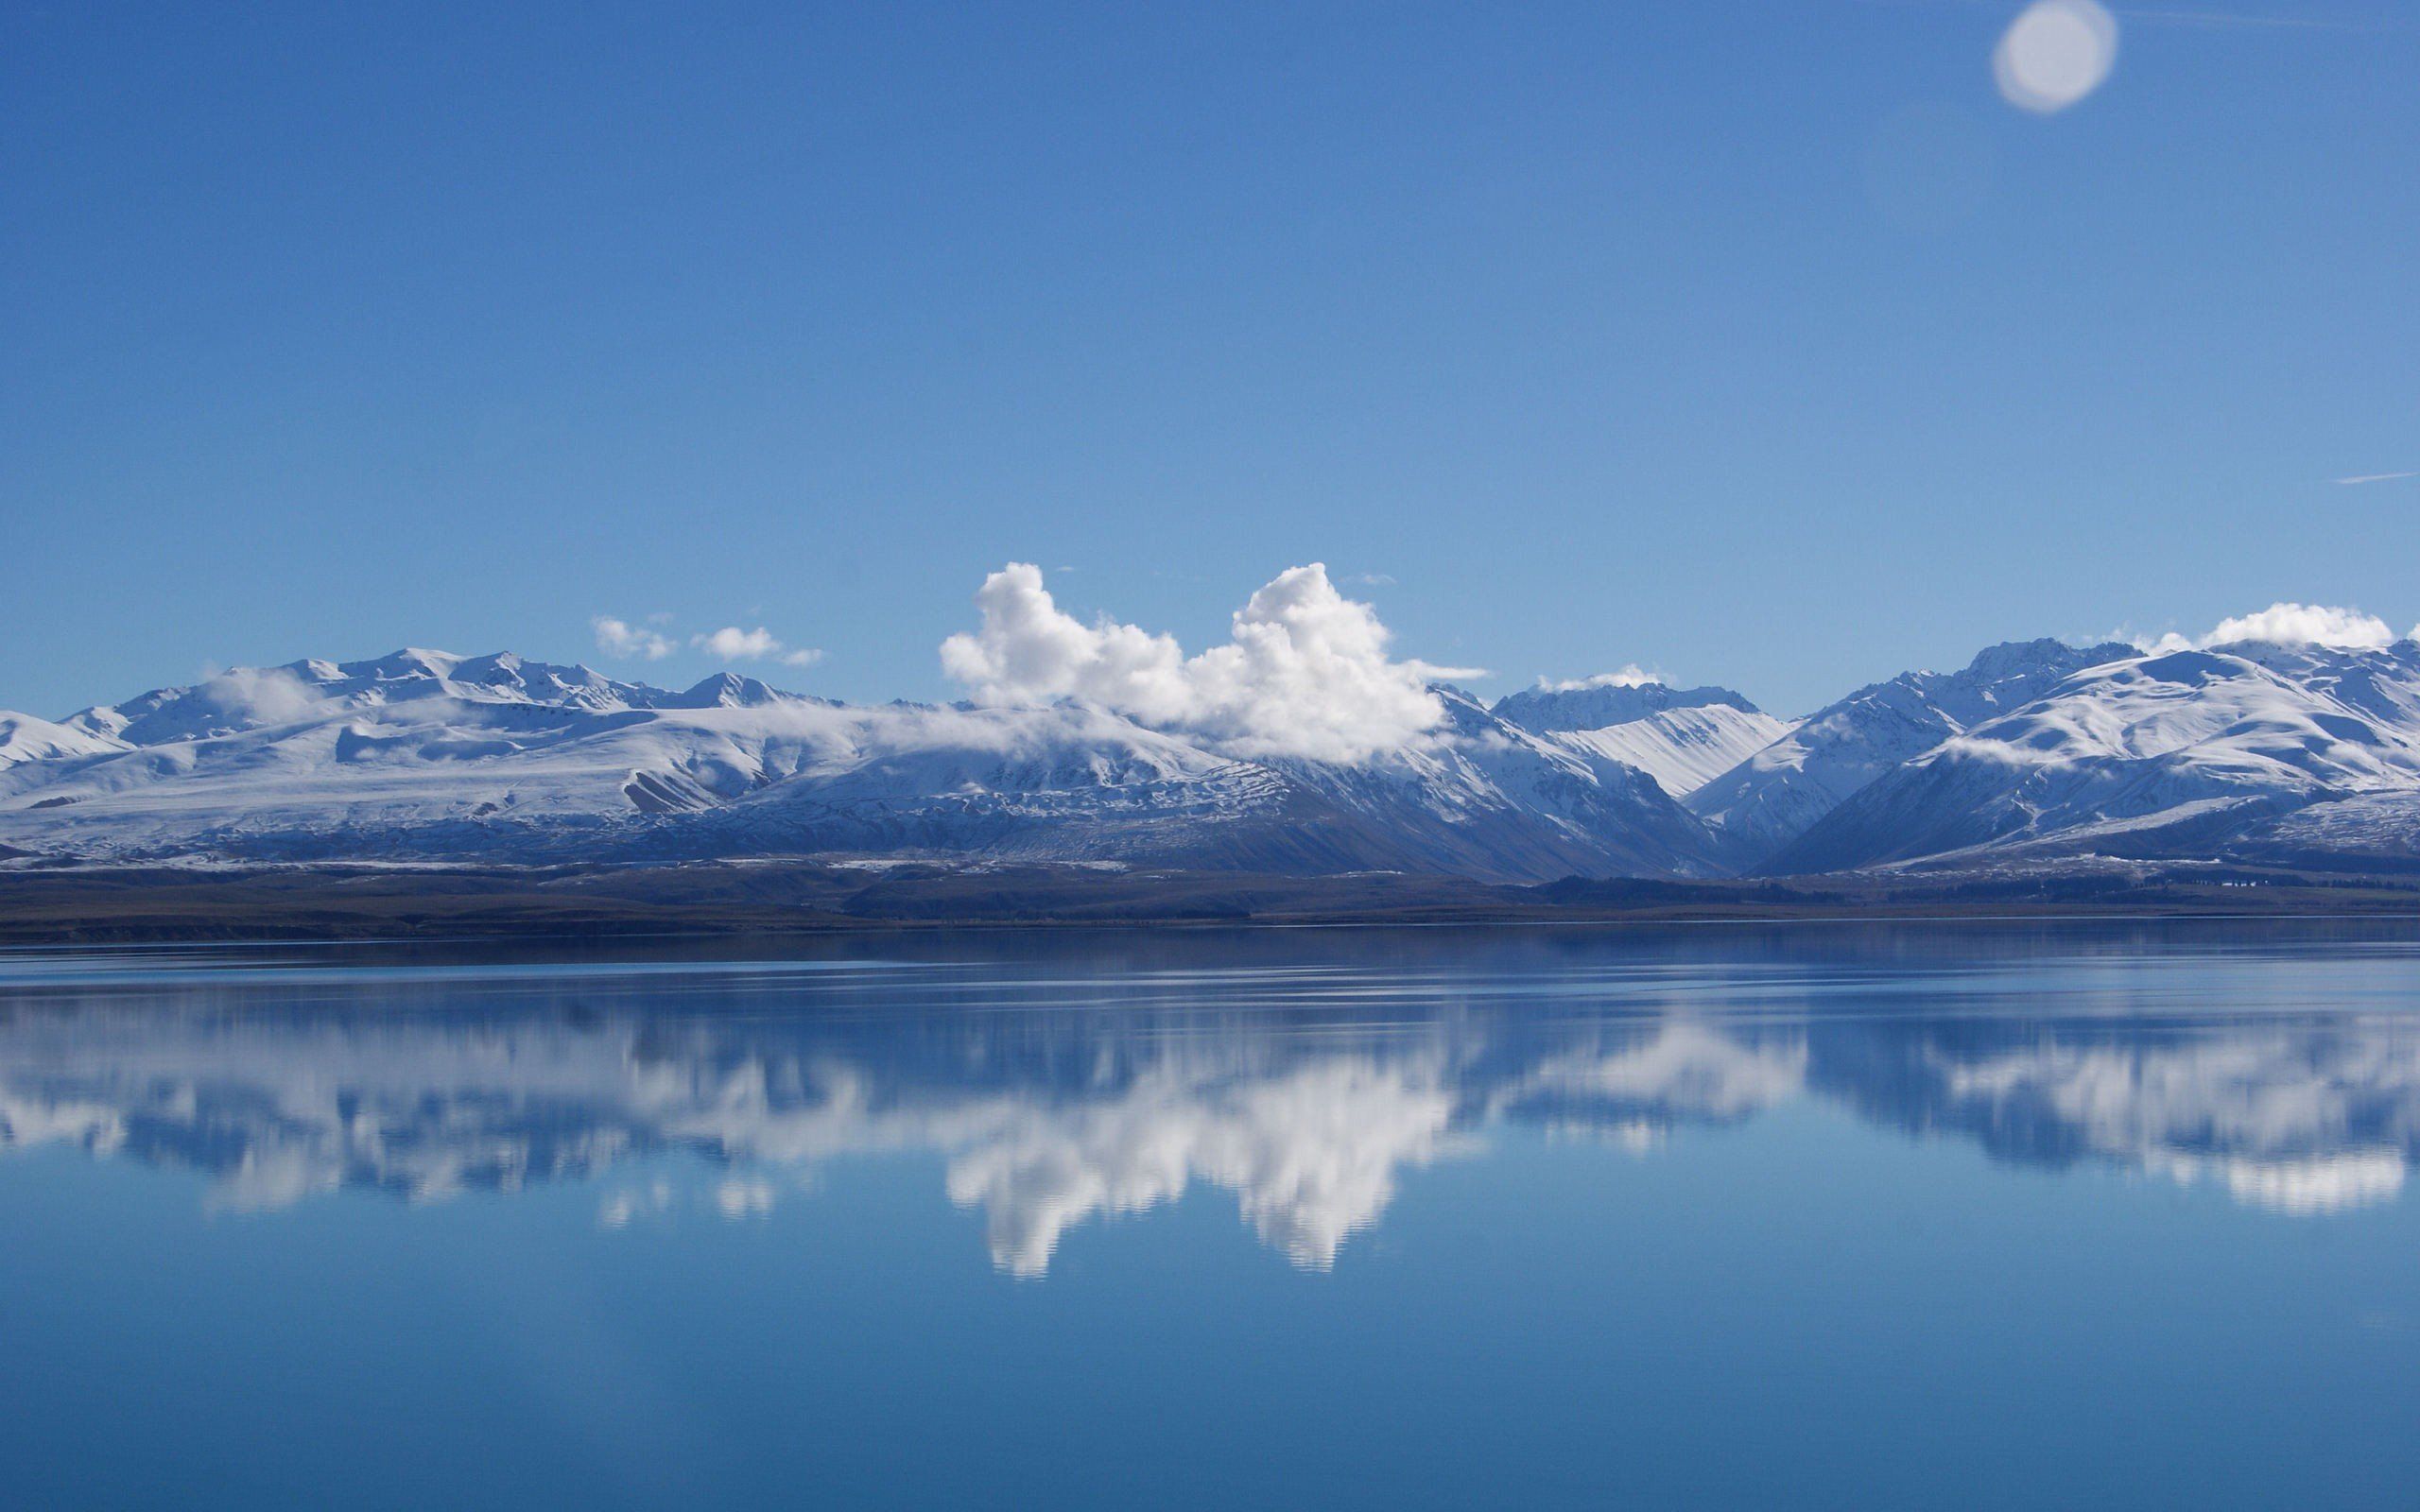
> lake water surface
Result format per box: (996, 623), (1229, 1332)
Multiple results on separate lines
(3, 922), (2417, 1509)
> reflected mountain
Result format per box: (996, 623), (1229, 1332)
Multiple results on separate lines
(2, 930), (2415, 1271)
(1807, 1017), (2420, 1214)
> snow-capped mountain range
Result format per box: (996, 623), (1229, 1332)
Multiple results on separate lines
(7, 633), (2420, 883)
(0, 649), (1726, 883)
(1772, 639), (2420, 875)
(1685, 638), (2139, 854)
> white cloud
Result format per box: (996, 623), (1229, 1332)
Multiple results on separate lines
(695, 626), (780, 660)
(939, 562), (1483, 764)
(2202, 603), (2403, 649)
(1994, 0), (2119, 113)
(2336, 472), (2417, 486)
(1539, 663), (1661, 693)
(598, 615), (821, 667)
(2116, 602), (2417, 654)
(693, 626), (820, 666)
(592, 615), (674, 662)
(199, 666), (320, 726)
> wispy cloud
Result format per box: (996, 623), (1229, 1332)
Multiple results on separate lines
(1539, 664), (1662, 692)
(2336, 471), (2418, 486)
(2116, 6), (2410, 32)
(1864, 0), (2403, 34)
(592, 615), (674, 662)
(693, 627), (822, 667)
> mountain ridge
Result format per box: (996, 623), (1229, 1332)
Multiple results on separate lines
(9, 633), (2420, 886)
(0, 654), (1732, 885)
(1686, 637), (2140, 857)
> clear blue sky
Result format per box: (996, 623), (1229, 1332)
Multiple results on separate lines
(4, 1), (2414, 718)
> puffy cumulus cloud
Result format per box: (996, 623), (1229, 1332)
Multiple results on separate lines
(695, 626), (779, 660)
(693, 626), (822, 667)
(1539, 664), (1660, 693)
(939, 562), (1483, 764)
(592, 615), (673, 662)
(2115, 603), (2419, 655)
(2200, 603), (2407, 651)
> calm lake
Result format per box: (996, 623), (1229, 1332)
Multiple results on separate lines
(3, 921), (2417, 1509)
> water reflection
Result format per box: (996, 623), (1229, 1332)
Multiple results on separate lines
(3, 928), (2415, 1272)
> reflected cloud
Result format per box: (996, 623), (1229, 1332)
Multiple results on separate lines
(942, 1059), (1459, 1274)
(1809, 1014), (2420, 1215)
(3, 943), (2418, 1270)
(1500, 1025), (1807, 1128)
(2163, 1151), (2405, 1215)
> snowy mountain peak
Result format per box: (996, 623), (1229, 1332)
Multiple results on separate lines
(50, 649), (680, 748)
(667, 672), (801, 709)
(1493, 680), (1758, 733)
(344, 647), (466, 682)
(2127, 648), (2239, 688)
(1771, 637), (2420, 875)
(0, 712), (129, 769)
(1426, 683), (1507, 738)
(1959, 637), (2134, 685)
(0, 652), (1733, 884)
(1686, 637), (2144, 858)
(12, 629), (2420, 886)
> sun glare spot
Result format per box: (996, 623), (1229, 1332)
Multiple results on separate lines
(1994, 0), (2118, 114)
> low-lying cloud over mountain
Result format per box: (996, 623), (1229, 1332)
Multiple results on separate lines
(2128, 601), (2420, 656)
(941, 561), (1480, 765)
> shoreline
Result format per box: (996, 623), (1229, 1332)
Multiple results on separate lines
(5, 859), (2418, 945)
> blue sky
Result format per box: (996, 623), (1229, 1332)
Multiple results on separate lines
(4, 0), (2414, 719)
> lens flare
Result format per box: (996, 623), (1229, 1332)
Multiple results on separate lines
(1993, 0), (2119, 114)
